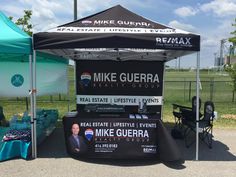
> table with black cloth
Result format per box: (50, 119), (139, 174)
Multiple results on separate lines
(63, 112), (181, 161)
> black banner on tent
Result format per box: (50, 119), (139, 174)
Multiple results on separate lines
(76, 60), (164, 114)
(63, 117), (158, 158)
(33, 5), (200, 51)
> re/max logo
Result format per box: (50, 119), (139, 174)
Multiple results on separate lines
(156, 37), (191, 45)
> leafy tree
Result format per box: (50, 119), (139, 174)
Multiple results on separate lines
(9, 10), (33, 36)
(229, 18), (236, 57)
(8, 16), (13, 21)
(229, 18), (236, 46)
(225, 63), (236, 102)
(225, 18), (236, 102)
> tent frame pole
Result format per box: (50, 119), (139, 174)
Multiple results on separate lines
(161, 62), (166, 120)
(74, 59), (77, 110)
(74, 0), (77, 21)
(29, 54), (35, 158)
(33, 50), (37, 158)
(67, 66), (70, 112)
(196, 51), (200, 161)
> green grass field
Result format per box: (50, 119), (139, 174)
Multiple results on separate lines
(1, 67), (236, 129)
(164, 70), (236, 128)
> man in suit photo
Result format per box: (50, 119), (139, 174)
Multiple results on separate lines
(68, 123), (87, 154)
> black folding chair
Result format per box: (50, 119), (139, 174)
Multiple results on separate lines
(172, 96), (202, 129)
(183, 101), (215, 148)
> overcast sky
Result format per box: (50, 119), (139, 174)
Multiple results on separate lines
(0, 0), (236, 68)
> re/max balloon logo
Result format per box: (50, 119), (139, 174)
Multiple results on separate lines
(80, 72), (91, 86)
(84, 128), (94, 141)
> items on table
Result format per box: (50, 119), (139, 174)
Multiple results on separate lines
(2, 129), (31, 142)
(9, 113), (31, 130)
(0, 109), (59, 162)
(129, 114), (149, 119)
(5, 109), (59, 141)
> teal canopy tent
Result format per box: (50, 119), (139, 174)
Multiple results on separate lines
(0, 11), (31, 54)
(0, 52), (68, 97)
(0, 11), (68, 97)
(0, 11), (68, 159)
(0, 11), (37, 159)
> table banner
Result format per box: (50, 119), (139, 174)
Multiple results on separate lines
(63, 117), (158, 158)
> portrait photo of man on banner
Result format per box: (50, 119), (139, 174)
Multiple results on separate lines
(68, 123), (87, 154)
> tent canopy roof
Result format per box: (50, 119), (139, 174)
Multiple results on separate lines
(0, 11), (69, 63)
(0, 11), (31, 54)
(61, 4), (171, 29)
(34, 5), (200, 62)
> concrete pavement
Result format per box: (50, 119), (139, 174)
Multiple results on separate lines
(0, 128), (235, 177)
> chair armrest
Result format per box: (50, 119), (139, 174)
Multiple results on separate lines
(172, 104), (192, 110)
(181, 109), (203, 122)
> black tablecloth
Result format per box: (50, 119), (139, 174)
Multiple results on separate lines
(63, 113), (181, 161)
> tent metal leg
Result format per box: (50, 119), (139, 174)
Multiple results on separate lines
(33, 50), (37, 158)
(29, 54), (35, 158)
(161, 62), (166, 120)
(74, 59), (77, 110)
(196, 51), (200, 161)
(67, 67), (70, 112)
